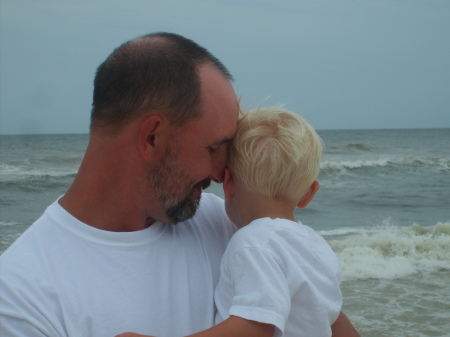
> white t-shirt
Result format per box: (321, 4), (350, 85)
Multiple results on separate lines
(0, 193), (236, 337)
(214, 217), (342, 337)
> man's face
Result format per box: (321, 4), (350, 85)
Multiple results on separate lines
(148, 140), (211, 224)
(151, 64), (239, 224)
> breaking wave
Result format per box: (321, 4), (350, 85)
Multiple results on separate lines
(321, 221), (450, 281)
(320, 156), (450, 173)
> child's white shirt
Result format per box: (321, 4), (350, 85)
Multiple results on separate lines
(214, 217), (342, 337)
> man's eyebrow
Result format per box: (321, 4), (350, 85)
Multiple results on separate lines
(212, 138), (233, 146)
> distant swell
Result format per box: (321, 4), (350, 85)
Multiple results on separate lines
(320, 156), (450, 173)
(321, 221), (450, 281)
(0, 160), (80, 182)
(326, 143), (378, 153)
(39, 156), (83, 165)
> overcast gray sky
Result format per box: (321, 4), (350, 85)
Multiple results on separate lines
(1, 0), (449, 135)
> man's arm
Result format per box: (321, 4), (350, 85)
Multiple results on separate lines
(202, 313), (359, 337)
(115, 316), (274, 337)
(331, 311), (361, 337)
(186, 316), (274, 337)
(116, 311), (359, 337)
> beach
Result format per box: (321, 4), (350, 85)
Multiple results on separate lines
(1, 129), (449, 336)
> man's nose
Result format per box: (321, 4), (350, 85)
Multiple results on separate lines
(209, 148), (228, 183)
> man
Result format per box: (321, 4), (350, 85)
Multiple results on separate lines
(0, 32), (359, 337)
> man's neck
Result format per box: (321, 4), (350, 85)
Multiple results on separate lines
(58, 137), (157, 232)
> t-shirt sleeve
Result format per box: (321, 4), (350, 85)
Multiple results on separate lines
(227, 246), (291, 336)
(0, 261), (62, 337)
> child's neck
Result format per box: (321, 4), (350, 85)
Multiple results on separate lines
(238, 192), (297, 227)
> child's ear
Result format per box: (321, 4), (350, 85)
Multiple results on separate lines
(223, 168), (234, 199)
(297, 180), (320, 209)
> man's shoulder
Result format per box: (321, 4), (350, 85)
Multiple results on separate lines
(0, 199), (62, 266)
(195, 193), (225, 218)
(199, 192), (223, 205)
(188, 192), (236, 239)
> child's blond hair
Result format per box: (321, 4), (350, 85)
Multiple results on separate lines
(228, 106), (323, 202)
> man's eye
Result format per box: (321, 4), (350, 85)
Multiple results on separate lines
(208, 146), (218, 154)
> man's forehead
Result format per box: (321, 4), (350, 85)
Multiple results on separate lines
(196, 64), (239, 138)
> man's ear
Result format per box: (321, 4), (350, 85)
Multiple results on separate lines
(138, 115), (164, 161)
(223, 168), (235, 199)
(297, 180), (320, 209)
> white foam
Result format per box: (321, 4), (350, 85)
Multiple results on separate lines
(0, 221), (21, 227)
(318, 227), (371, 236)
(0, 163), (23, 175)
(0, 162), (78, 181)
(325, 221), (450, 281)
(320, 156), (449, 173)
(321, 158), (390, 171)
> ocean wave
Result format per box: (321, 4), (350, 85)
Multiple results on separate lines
(320, 156), (450, 173)
(321, 158), (390, 172)
(325, 143), (378, 153)
(0, 162), (79, 181)
(2, 155), (83, 166)
(38, 156), (84, 165)
(0, 221), (21, 227)
(323, 221), (450, 281)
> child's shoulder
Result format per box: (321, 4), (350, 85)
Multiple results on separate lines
(230, 217), (312, 248)
(249, 217), (311, 235)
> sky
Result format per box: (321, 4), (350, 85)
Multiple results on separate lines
(1, 0), (449, 135)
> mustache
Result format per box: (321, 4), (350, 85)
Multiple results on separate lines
(196, 178), (211, 191)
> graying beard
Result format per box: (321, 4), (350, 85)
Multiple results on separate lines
(166, 194), (200, 224)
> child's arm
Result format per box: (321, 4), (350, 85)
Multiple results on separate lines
(115, 316), (275, 337)
(331, 311), (361, 337)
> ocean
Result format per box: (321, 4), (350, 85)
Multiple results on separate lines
(1, 129), (449, 336)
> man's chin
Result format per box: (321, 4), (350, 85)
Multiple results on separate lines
(166, 179), (211, 224)
(166, 192), (201, 224)
(198, 178), (211, 191)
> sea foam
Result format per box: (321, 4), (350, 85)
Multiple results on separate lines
(321, 221), (450, 281)
(0, 161), (79, 181)
(320, 156), (450, 173)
